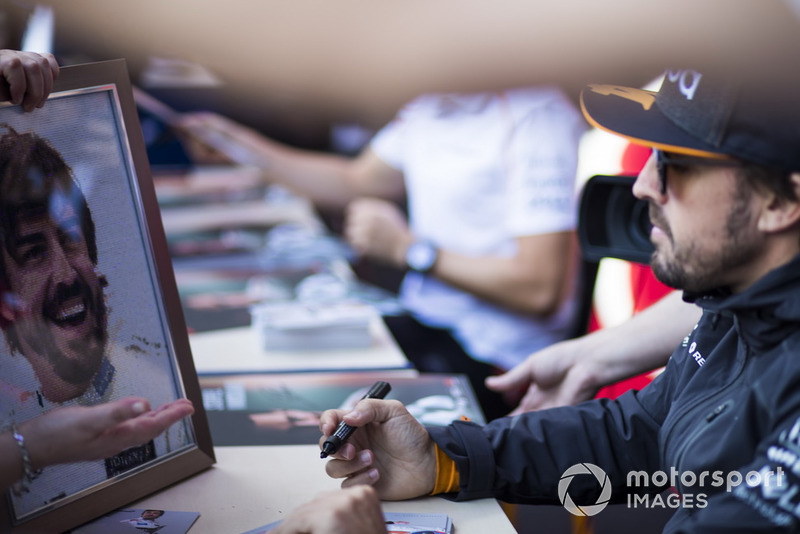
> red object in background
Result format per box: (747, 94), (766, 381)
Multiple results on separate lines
(629, 262), (673, 313)
(593, 143), (673, 400)
(594, 262), (672, 399)
(620, 142), (651, 177)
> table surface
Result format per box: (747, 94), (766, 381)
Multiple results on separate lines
(190, 317), (411, 375)
(131, 445), (517, 534)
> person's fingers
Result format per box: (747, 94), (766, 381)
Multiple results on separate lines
(96, 397), (151, 429)
(2, 61), (25, 106)
(141, 399), (195, 425)
(326, 448), (374, 479)
(344, 201), (367, 230)
(175, 113), (218, 139)
(320, 400), (411, 464)
(342, 398), (406, 427)
(319, 408), (348, 437)
(318, 434), (358, 460)
(510, 384), (555, 414)
(326, 450), (381, 489)
(485, 362), (530, 392)
(342, 210), (360, 246)
(0, 52), (59, 111)
(344, 484), (380, 503)
(29, 52), (56, 108)
(35, 54), (56, 108)
(339, 467), (381, 488)
(148, 397), (194, 415)
(19, 59), (44, 112)
(508, 389), (535, 415)
(110, 399), (194, 451)
(274, 487), (382, 533)
(43, 53), (60, 80)
(513, 376), (590, 413)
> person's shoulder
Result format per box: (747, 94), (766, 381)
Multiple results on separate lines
(395, 93), (440, 118)
(504, 86), (570, 106)
(503, 86), (581, 121)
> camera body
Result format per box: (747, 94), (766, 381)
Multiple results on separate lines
(578, 174), (653, 265)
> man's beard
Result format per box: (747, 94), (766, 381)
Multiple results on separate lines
(50, 317), (108, 385)
(649, 188), (760, 293)
(19, 285), (108, 387)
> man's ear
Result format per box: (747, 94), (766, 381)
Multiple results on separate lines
(757, 172), (800, 233)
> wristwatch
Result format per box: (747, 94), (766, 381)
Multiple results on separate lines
(405, 240), (439, 273)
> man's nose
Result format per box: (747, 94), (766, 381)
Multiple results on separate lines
(50, 242), (76, 284)
(632, 152), (664, 202)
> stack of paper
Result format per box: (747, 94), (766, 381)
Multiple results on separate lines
(250, 301), (377, 351)
(384, 512), (454, 533)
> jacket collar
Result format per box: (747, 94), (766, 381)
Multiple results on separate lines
(686, 253), (800, 350)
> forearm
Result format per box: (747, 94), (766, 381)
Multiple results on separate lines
(428, 232), (575, 316)
(180, 114), (405, 210)
(258, 143), (380, 209)
(577, 291), (700, 389)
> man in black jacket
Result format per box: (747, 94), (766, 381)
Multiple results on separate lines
(318, 66), (800, 533)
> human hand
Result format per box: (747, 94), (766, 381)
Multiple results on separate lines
(320, 399), (436, 500)
(176, 111), (269, 167)
(344, 198), (412, 266)
(272, 486), (386, 534)
(19, 397), (194, 468)
(485, 338), (598, 414)
(0, 50), (59, 112)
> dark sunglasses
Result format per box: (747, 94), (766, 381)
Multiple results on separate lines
(654, 149), (744, 194)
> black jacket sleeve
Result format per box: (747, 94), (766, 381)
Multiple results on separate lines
(427, 349), (689, 505)
(428, 390), (665, 505)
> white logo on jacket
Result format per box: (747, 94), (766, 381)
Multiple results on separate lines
(687, 341), (706, 367)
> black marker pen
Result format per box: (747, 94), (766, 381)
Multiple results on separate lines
(320, 381), (391, 459)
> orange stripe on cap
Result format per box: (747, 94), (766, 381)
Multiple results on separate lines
(580, 86), (736, 161)
(587, 84), (657, 111)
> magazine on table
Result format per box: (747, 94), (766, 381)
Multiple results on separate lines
(200, 372), (485, 446)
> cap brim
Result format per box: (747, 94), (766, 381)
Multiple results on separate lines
(580, 84), (730, 159)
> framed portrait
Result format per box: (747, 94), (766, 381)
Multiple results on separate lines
(0, 60), (215, 533)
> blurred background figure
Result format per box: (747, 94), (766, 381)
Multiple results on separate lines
(177, 87), (586, 420)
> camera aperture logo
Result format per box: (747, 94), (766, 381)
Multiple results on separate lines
(558, 463), (612, 516)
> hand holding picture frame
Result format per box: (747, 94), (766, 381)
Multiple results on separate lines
(0, 59), (214, 533)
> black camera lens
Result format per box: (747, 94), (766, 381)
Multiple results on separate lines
(578, 174), (655, 264)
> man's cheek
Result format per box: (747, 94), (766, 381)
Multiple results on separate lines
(3, 291), (35, 320)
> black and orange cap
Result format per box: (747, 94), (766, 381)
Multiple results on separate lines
(581, 68), (800, 171)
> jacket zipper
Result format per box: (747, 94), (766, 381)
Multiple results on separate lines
(670, 397), (734, 490)
(659, 315), (747, 469)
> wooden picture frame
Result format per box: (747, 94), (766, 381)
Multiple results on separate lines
(0, 59), (215, 533)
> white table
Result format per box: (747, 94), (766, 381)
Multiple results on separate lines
(189, 317), (411, 374)
(131, 446), (516, 534)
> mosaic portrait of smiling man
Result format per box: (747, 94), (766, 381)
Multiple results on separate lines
(0, 125), (110, 405)
(0, 86), (194, 521)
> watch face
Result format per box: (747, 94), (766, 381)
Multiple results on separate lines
(406, 241), (437, 272)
